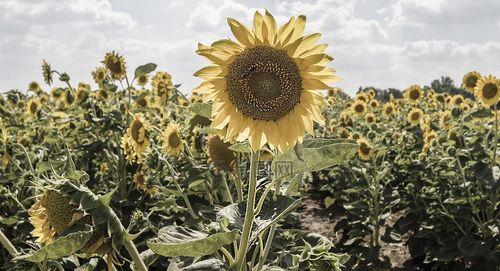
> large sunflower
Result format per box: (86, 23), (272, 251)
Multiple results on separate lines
(194, 11), (336, 152)
(474, 75), (500, 107)
(351, 100), (367, 116)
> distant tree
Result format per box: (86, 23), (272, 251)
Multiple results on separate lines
(429, 76), (474, 99)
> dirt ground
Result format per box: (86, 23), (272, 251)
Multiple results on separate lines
(298, 194), (411, 269)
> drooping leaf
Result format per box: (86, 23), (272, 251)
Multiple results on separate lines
(147, 226), (237, 257)
(229, 142), (252, 153)
(272, 138), (357, 177)
(17, 225), (93, 262)
(134, 63), (157, 79)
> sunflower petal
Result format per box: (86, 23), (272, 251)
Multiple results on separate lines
(227, 18), (255, 48)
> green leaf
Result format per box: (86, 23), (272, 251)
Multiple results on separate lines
(217, 195), (301, 241)
(103, 83), (118, 92)
(181, 259), (230, 270)
(228, 142), (252, 153)
(17, 226), (93, 262)
(457, 235), (491, 258)
(324, 197), (335, 208)
(467, 108), (492, 119)
(189, 103), (212, 118)
(272, 138), (357, 177)
(147, 226), (237, 257)
(134, 63), (157, 79)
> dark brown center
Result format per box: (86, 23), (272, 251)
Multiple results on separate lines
(226, 46), (302, 121)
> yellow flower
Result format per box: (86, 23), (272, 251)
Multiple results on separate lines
(152, 71), (174, 106)
(162, 123), (184, 156)
(370, 99), (379, 108)
(26, 99), (41, 117)
(407, 108), (423, 126)
(29, 190), (78, 245)
(194, 11), (336, 152)
(451, 95), (465, 107)
(338, 127), (350, 138)
(355, 93), (369, 103)
(351, 100), (367, 116)
(462, 71), (481, 92)
(125, 113), (150, 160)
(383, 102), (396, 117)
(439, 110), (452, 130)
(207, 135), (236, 171)
(41, 60), (53, 86)
(404, 85), (422, 104)
(133, 168), (157, 194)
(474, 75), (500, 107)
(92, 66), (107, 86)
(365, 112), (376, 124)
(76, 83), (90, 104)
(357, 138), (372, 161)
(103, 51), (126, 80)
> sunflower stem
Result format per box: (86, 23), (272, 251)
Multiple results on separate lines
(256, 179), (281, 271)
(0, 228), (18, 258)
(233, 150), (260, 271)
(123, 236), (148, 271)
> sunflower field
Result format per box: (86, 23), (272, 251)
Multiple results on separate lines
(0, 11), (499, 271)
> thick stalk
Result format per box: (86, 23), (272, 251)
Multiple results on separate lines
(123, 237), (148, 271)
(233, 150), (260, 271)
(0, 228), (19, 257)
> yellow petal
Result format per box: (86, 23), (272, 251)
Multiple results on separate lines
(211, 39), (243, 53)
(253, 11), (264, 44)
(193, 66), (225, 80)
(227, 18), (255, 48)
(295, 33), (321, 57)
(290, 15), (306, 43)
(302, 78), (331, 90)
(263, 10), (277, 45)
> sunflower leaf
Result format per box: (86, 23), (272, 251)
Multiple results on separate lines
(134, 63), (157, 79)
(189, 103), (212, 118)
(16, 225), (92, 262)
(147, 226), (237, 257)
(272, 138), (357, 176)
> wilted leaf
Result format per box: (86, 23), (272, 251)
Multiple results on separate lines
(134, 63), (157, 79)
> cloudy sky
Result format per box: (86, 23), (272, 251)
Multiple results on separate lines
(0, 0), (499, 96)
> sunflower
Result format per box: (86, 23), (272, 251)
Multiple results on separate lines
(76, 83), (90, 104)
(207, 135), (236, 171)
(162, 123), (184, 156)
(355, 93), (369, 103)
(63, 90), (74, 107)
(439, 111), (452, 130)
(134, 91), (151, 108)
(120, 135), (136, 162)
(194, 11), (336, 152)
(338, 127), (350, 138)
(152, 71), (174, 105)
(103, 51), (126, 80)
(407, 108), (423, 127)
(29, 189), (79, 245)
(125, 113), (150, 159)
(50, 87), (64, 102)
(357, 138), (372, 161)
(41, 60), (53, 86)
(462, 71), (481, 92)
(92, 66), (108, 86)
(451, 95), (465, 107)
(434, 94), (445, 104)
(367, 89), (376, 98)
(345, 102), (352, 109)
(133, 168), (157, 194)
(26, 99), (41, 117)
(383, 102), (395, 117)
(96, 88), (109, 100)
(137, 74), (149, 87)
(351, 100), (367, 116)
(370, 99), (379, 108)
(474, 75), (500, 107)
(404, 85), (422, 104)
(364, 112), (376, 124)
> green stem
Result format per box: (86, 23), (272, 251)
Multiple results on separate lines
(0, 228), (19, 257)
(123, 237), (148, 271)
(233, 150), (260, 271)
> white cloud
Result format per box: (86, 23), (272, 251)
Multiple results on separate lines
(0, 0), (499, 96)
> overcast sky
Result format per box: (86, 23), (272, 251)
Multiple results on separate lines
(1, 0), (499, 96)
